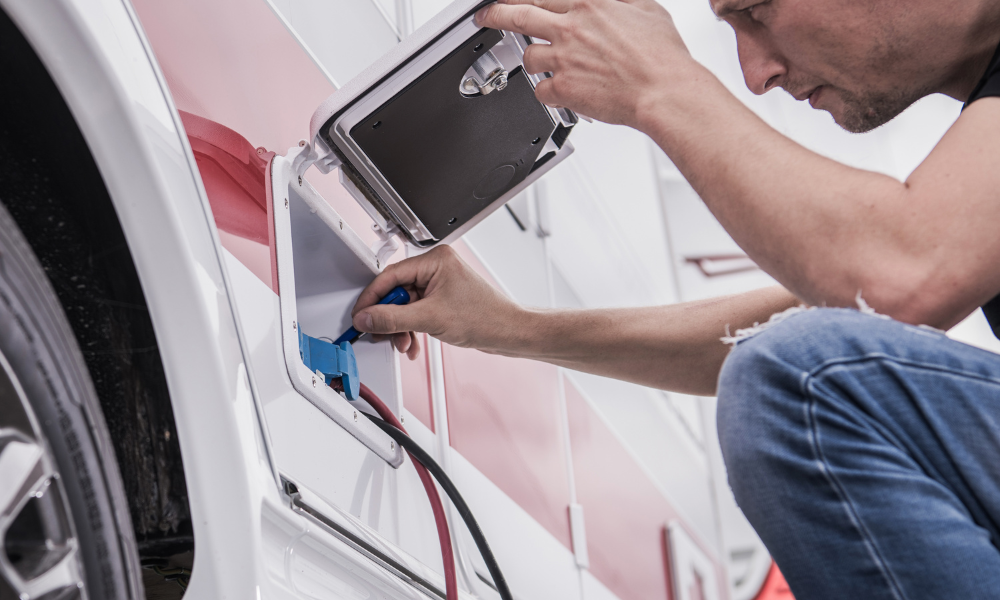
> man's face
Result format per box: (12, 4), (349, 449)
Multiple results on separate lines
(712, 0), (942, 133)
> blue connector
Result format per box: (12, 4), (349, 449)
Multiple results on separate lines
(299, 330), (360, 400)
(298, 286), (410, 401)
(334, 286), (411, 345)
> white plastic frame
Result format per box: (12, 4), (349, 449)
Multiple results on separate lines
(272, 152), (404, 468)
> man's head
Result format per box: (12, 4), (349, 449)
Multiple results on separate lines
(712, 0), (1000, 132)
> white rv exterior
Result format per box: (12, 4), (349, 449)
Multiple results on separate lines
(0, 1), (976, 600)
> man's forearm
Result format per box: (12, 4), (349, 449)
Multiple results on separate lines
(493, 286), (799, 396)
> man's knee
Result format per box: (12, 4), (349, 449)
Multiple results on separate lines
(716, 308), (879, 506)
(725, 308), (885, 376)
(717, 307), (901, 413)
(718, 308), (868, 408)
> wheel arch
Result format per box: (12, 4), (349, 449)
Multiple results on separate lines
(0, 5), (192, 557)
(0, 0), (300, 596)
(0, 0), (304, 598)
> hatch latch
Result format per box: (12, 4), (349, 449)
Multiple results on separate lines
(461, 50), (509, 96)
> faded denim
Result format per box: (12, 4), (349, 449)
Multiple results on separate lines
(718, 308), (1000, 600)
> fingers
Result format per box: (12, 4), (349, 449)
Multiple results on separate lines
(353, 246), (460, 316)
(370, 332), (422, 359)
(391, 332), (411, 354)
(533, 75), (562, 107)
(402, 332), (421, 360)
(353, 302), (425, 335)
(352, 264), (417, 316)
(522, 43), (558, 74)
(475, 3), (562, 39)
(493, 0), (576, 13)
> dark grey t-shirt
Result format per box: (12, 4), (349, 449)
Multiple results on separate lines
(963, 41), (1000, 338)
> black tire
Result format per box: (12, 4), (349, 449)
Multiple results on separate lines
(0, 200), (143, 599)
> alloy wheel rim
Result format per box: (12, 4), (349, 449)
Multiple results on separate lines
(0, 349), (87, 600)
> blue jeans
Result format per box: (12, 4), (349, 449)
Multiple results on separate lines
(718, 308), (1000, 600)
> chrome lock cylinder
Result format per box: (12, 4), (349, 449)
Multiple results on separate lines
(461, 50), (508, 95)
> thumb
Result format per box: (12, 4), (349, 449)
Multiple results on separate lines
(353, 303), (423, 335)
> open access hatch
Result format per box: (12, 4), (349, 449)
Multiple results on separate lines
(299, 0), (576, 252)
(272, 0), (575, 466)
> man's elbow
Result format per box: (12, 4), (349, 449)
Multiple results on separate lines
(849, 268), (981, 330)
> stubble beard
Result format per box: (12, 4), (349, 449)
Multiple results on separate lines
(782, 67), (929, 133)
(824, 17), (929, 134)
(833, 85), (926, 133)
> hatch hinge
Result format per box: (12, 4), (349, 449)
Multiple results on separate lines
(370, 222), (401, 269)
(289, 138), (341, 179)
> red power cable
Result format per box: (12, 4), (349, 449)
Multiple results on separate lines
(358, 383), (459, 600)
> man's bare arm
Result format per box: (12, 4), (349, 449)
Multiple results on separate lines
(511, 285), (798, 395)
(642, 80), (1000, 330)
(477, 0), (1000, 330)
(352, 246), (797, 396)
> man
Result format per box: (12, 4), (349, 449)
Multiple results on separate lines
(352, 1), (1000, 597)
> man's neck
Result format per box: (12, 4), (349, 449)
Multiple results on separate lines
(939, 0), (1000, 101)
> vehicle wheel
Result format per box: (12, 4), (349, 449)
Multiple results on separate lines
(0, 202), (143, 600)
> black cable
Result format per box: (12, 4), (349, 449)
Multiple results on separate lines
(365, 413), (514, 600)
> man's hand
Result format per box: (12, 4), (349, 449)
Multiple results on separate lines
(351, 246), (523, 359)
(476, 0), (695, 128)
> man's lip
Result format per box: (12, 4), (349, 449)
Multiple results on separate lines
(807, 86), (822, 107)
(792, 86), (821, 103)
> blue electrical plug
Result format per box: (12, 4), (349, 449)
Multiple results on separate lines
(299, 331), (360, 400)
(297, 286), (410, 402)
(334, 285), (411, 345)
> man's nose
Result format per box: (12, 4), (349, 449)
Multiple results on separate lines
(736, 32), (786, 95)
